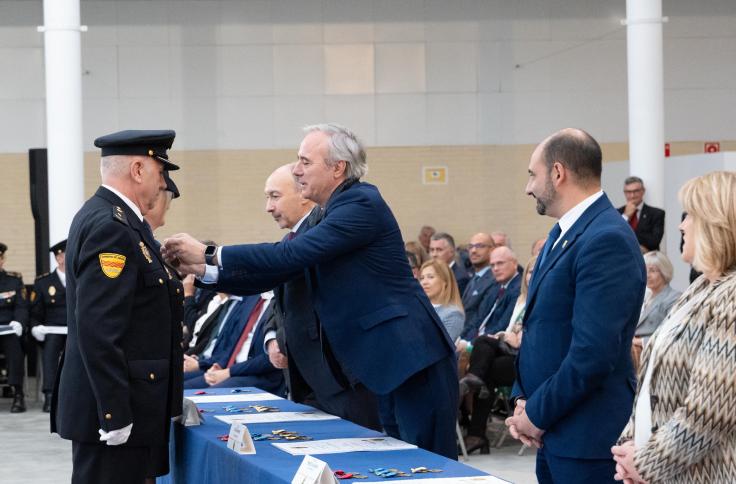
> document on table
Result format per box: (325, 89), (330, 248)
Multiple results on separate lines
(390, 477), (510, 483)
(186, 393), (284, 404)
(272, 437), (417, 455)
(215, 411), (340, 425)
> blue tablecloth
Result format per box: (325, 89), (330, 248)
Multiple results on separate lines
(157, 387), (500, 483)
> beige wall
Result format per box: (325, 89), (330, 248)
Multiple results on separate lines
(3, 140), (734, 282)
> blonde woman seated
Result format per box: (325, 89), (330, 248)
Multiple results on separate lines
(631, 251), (681, 369)
(419, 259), (465, 341)
(612, 171), (736, 483)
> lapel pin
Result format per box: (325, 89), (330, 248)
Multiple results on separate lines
(562, 240), (568, 249)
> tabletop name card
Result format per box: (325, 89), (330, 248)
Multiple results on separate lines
(227, 422), (256, 455)
(291, 455), (336, 484)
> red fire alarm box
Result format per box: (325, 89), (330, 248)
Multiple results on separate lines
(705, 142), (720, 153)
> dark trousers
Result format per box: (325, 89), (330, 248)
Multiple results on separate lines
(378, 355), (458, 460)
(467, 354), (515, 438)
(72, 441), (163, 484)
(536, 446), (617, 484)
(40, 334), (66, 393)
(303, 384), (382, 432)
(0, 333), (24, 386)
(467, 335), (514, 379)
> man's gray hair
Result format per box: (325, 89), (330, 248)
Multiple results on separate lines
(100, 155), (132, 179)
(624, 176), (644, 187)
(303, 123), (367, 181)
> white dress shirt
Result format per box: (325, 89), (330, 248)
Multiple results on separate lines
(553, 191), (604, 248)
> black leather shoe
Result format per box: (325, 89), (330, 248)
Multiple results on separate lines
(10, 392), (26, 413)
(464, 435), (490, 455)
(42, 393), (51, 413)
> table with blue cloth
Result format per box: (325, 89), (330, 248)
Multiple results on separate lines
(157, 387), (507, 483)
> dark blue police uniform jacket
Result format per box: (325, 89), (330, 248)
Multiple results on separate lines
(213, 181), (455, 395)
(513, 193), (646, 459)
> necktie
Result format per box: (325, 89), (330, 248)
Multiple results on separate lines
(464, 273), (480, 297)
(629, 210), (639, 231)
(287, 231), (297, 240)
(477, 285), (507, 336)
(538, 223), (562, 268)
(226, 298), (266, 368)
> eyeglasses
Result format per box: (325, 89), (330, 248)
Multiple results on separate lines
(467, 243), (491, 250)
(623, 188), (643, 195)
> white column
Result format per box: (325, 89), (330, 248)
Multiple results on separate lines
(40, 0), (86, 248)
(625, 0), (666, 207)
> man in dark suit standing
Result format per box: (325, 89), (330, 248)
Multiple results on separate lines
(617, 176), (665, 252)
(163, 123), (458, 459)
(261, 164), (381, 430)
(506, 129), (645, 483)
(31, 240), (69, 412)
(429, 232), (470, 294)
(52, 130), (183, 484)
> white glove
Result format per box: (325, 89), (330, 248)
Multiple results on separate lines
(8, 321), (22, 337)
(31, 325), (47, 342)
(98, 423), (133, 446)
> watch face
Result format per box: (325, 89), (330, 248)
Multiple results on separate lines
(205, 245), (216, 256)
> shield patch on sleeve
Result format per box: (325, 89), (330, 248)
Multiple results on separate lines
(99, 253), (126, 278)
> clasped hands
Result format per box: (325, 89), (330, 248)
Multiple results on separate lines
(504, 399), (544, 448)
(611, 440), (647, 483)
(161, 233), (208, 277)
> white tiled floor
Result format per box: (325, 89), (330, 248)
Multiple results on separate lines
(0, 381), (536, 484)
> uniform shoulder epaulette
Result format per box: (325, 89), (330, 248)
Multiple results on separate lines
(6, 271), (22, 279)
(112, 205), (128, 225)
(35, 272), (51, 281)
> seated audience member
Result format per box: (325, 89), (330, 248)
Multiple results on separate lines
(418, 225), (436, 253)
(490, 231), (511, 248)
(618, 176), (665, 252)
(405, 240), (429, 267)
(183, 292), (284, 394)
(183, 240), (219, 340)
(613, 171), (736, 484)
(30, 240), (68, 412)
(187, 292), (230, 355)
(457, 243), (472, 271)
(459, 256), (536, 453)
(631, 251), (681, 369)
(430, 232), (470, 294)
(531, 237), (546, 257)
(406, 251), (420, 279)
(419, 260), (465, 341)
(462, 233), (497, 328)
(457, 246), (521, 346)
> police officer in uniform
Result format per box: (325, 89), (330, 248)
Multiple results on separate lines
(31, 240), (68, 412)
(0, 242), (29, 413)
(51, 130), (184, 484)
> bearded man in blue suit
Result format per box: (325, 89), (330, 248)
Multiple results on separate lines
(162, 124), (458, 459)
(505, 128), (646, 483)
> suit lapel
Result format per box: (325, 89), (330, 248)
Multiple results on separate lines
(526, 194), (612, 306)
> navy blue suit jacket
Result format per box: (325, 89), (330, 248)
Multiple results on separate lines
(512, 194), (646, 459)
(228, 302), (284, 393)
(461, 268), (495, 329)
(214, 181), (455, 395)
(198, 297), (253, 370)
